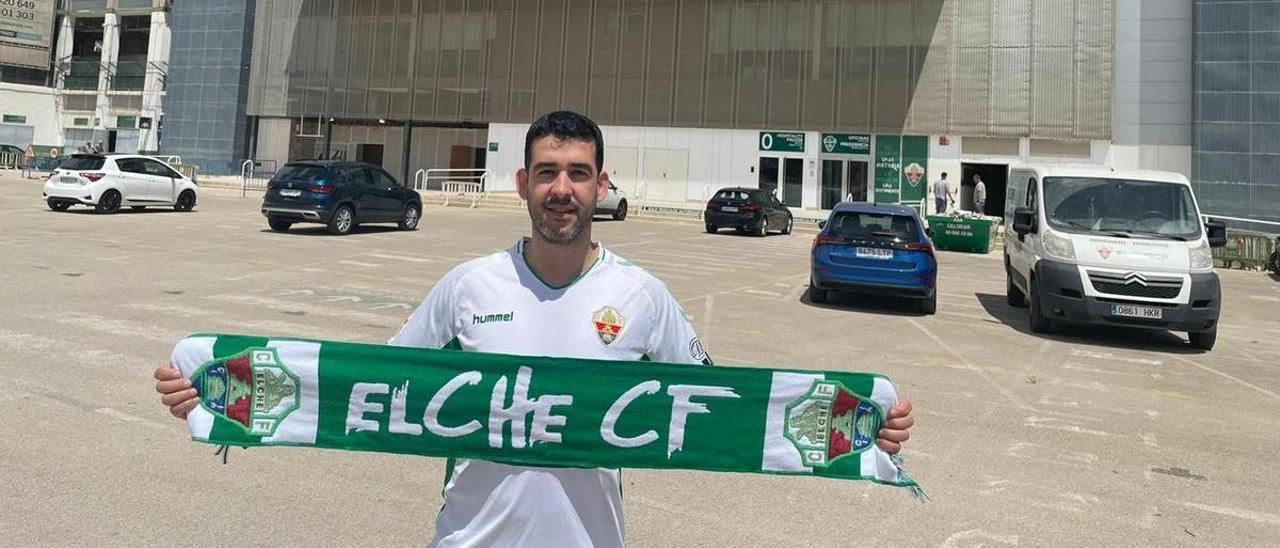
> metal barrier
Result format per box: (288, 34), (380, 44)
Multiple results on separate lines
(0, 152), (22, 170)
(1204, 214), (1279, 270)
(414, 168), (490, 208)
(240, 159), (279, 197)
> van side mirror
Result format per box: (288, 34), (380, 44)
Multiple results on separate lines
(817, 219), (827, 230)
(1205, 219), (1228, 248)
(1012, 207), (1036, 235)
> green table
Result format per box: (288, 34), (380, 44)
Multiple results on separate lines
(926, 215), (999, 254)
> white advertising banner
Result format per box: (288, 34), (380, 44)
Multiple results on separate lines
(0, 0), (56, 69)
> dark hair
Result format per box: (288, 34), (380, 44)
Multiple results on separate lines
(524, 111), (604, 172)
(941, 172), (948, 178)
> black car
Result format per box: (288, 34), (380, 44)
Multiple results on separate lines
(261, 161), (422, 235)
(703, 187), (793, 236)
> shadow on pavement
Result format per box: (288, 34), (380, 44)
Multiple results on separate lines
(974, 292), (1203, 354)
(799, 286), (930, 317)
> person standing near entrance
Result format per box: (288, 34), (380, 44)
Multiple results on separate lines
(933, 172), (951, 214)
(973, 174), (987, 215)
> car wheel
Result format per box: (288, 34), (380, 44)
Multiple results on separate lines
(809, 280), (829, 304)
(398, 203), (421, 230)
(920, 292), (937, 315)
(131, 206), (146, 211)
(174, 190), (197, 212)
(1189, 329), (1216, 351)
(1006, 273), (1027, 307)
(782, 215), (793, 235)
(612, 200), (628, 221)
(328, 205), (355, 235)
(268, 217), (293, 232)
(95, 190), (121, 214)
(47, 200), (70, 211)
(755, 216), (768, 237)
(705, 223), (718, 234)
(1028, 275), (1054, 334)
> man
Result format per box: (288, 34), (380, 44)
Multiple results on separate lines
(93, 141), (104, 153)
(973, 174), (987, 215)
(933, 172), (950, 214)
(154, 111), (915, 546)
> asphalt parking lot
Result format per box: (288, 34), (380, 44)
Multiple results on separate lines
(3, 173), (1279, 547)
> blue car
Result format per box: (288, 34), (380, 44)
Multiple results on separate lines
(260, 161), (422, 236)
(809, 203), (938, 314)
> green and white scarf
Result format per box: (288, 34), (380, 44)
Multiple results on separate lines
(171, 333), (920, 494)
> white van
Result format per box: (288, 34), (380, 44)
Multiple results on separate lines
(1003, 165), (1227, 350)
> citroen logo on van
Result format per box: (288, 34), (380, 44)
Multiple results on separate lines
(1122, 272), (1148, 286)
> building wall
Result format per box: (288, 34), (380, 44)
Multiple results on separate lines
(0, 83), (63, 147)
(1110, 0), (1193, 178)
(1193, 0), (1280, 223)
(161, 0), (255, 172)
(244, 0), (1113, 141)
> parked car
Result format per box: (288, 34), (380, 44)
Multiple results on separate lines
(0, 144), (23, 156)
(810, 203), (938, 314)
(41, 153), (198, 214)
(1004, 165), (1226, 350)
(597, 182), (629, 220)
(260, 161), (422, 236)
(703, 187), (794, 236)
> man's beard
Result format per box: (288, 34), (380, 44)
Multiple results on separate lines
(529, 194), (594, 245)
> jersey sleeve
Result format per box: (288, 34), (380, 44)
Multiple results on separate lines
(644, 285), (713, 366)
(389, 268), (465, 349)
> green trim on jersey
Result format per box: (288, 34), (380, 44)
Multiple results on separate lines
(518, 239), (606, 291)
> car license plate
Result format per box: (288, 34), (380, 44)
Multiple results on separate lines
(1111, 304), (1163, 319)
(60, 176), (79, 183)
(280, 189), (301, 197)
(856, 247), (893, 260)
(721, 206), (739, 212)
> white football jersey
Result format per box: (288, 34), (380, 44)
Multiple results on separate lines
(390, 239), (710, 547)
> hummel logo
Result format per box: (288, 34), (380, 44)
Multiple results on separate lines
(473, 311), (515, 325)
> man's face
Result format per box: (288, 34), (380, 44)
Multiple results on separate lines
(517, 137), (608, 246)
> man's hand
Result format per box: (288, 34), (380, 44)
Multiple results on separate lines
(876, 399), (914, 454)
(154, 363), (199, 419)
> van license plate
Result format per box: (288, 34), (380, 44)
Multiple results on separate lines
(856, 247), (893, 260)
(720, 206), (738, 212)
(1111, 304), (1162, 319)
(280, 189), (301, 197)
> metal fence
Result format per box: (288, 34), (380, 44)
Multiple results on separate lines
(1206, 215), (1279, 270)
(413, 168), (490, 208)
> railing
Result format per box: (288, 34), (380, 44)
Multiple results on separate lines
(1203, 214), (1279, 270)
(240, 159), (279, 197)
(0, 152), (22, 170)
(413, 168), (490, 208)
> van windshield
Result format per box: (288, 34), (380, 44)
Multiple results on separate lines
(1042, 177), (1202, 240)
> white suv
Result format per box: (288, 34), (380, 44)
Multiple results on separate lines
(42, 154), (199, 214)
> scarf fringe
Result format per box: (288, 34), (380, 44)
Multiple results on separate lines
(891, 453), (929, 503)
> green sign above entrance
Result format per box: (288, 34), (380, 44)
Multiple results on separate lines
(820, 133), (870, 155)
(488, 142), (499, 152)
(759, 132), (805, 153)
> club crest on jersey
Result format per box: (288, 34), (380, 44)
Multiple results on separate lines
(783, 381), (882, 467)
(592, 306), (625, 346)
(191, 347), (301, 437)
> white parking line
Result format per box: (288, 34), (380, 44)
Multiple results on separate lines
(1169, 355), (1280, 401)
(368, 253), (434, 263)
(338, 260), (382, 268)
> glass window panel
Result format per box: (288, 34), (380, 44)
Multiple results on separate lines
(535, 0), (567, 116)
(673, 0), (707, 126)
(643, 0), (676, 126)
(485, 0), (515, 120)
(589, 0), (621, 121)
